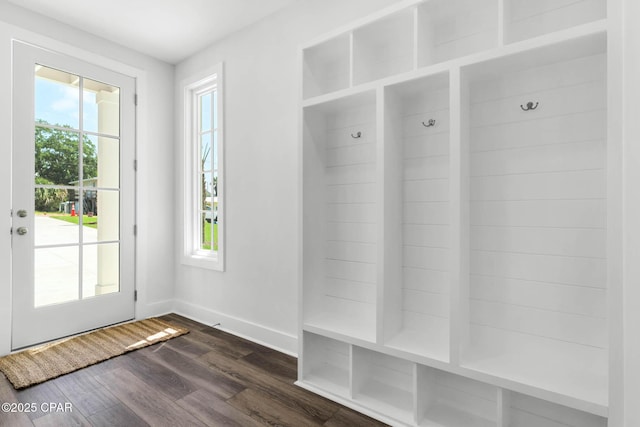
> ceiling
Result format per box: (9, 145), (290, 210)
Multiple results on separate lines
(8, 0), (299, 64)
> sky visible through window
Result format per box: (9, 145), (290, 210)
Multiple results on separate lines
(35, 77), (98, 131)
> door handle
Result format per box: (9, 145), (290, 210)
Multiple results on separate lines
(17, 210), (27, 218)
(16, 227), (28, 236)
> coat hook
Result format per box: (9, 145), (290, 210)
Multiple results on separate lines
(520, 101), (539, 111)
(422, 119), (436, 128)
(351, 131), (362, 139)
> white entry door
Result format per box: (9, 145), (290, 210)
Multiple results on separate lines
(11, 42), (136, 350)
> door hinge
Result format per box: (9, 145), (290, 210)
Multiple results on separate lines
(134, 94), (138, 106)
(134, 224), (137, 236)
(134, 159), (137, 171)
(134, 290), (138, 301)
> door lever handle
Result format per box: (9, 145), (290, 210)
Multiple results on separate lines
(16, 227), (28, 236)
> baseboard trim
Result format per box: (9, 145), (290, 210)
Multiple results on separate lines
(137, 299), (174, 320)
(173, 299), (298, 357)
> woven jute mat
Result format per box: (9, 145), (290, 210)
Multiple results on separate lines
(0, 317), (188, 389)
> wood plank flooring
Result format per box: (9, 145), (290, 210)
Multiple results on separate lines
(0, 314), (388, 427)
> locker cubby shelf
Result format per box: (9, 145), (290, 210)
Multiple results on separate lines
(417, 0), (499, 68)
(301, 0), (615, 425)
(461, 32), (608, 407)
(302, 90), (378, 343)
(382, 73), (451, 363)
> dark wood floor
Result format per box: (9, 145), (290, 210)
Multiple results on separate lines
(0, 314), (387, 427)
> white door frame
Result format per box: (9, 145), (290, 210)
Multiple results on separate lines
(11, 41), (137, 349)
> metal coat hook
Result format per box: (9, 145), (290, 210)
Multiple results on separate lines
(351, 131), (362, 139)
(422, 119), (436, 128)
(520, 101), (539, 111)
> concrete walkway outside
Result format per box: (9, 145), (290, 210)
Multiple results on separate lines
(33, 215), (102, 307)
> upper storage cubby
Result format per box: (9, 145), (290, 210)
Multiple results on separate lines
(461, 33), (608, 407)
(505, 0), (607, 44)
(382, 73), (451, 362)
(353, 8), (415, 85)
(417, 0), (499, 68)
(303, 34), (351, 99)
(302, 90), (378, 342)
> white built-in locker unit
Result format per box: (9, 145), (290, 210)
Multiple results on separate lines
(299, 0), (618, 426)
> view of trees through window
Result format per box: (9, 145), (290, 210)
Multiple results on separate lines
(34, 119), (98, 213)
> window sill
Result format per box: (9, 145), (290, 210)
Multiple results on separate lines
(181, 254), (224, 271)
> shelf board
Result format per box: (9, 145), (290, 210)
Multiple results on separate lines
(304, 365), (349, 398)
(304, 312), (376, 343)
(355, 379), (414, 425)
(462, 348), (607, 415)
(421, 403), (495, 427)
(296, 380), (411, 427)
(386, 327), (449, 363)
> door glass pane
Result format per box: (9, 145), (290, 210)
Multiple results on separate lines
(85, 135), (119, 188)
(83, 134), (99, 182)
(35, 65), (80, 130)
(34, 198), (80, 246)
(83, 243), (119, 299)
(83, 190), (119, 242)
(34, 246), (79, 307)
(35, 127), (80, 186)
(83, 78), (120, 137)
(30, 61), (124, 314)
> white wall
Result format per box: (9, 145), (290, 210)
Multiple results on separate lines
(0, 0), (175, 354)
(174, 0), (405, 354)
(622, 0), (640, 425)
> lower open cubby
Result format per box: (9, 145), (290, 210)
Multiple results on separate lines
(353, 346), (415, 424)
(507, 392), (607, 427)
(417, 366), (497, 427)
(298, 331), (609, 427)
(301, 332), (350, 398)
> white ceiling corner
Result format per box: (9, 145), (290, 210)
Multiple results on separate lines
(7, 0), (299, 63)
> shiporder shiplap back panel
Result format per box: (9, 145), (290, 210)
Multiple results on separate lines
(353, 9), (415, 85)
(302, 332), (350, 397)
(506, 0), (607, 43)
(387, 76), (452, 361)
(418, 0), (499, 67)
(300, 0), (613, 425)
(303, 93), (378, 342)
(303, 34), (351, 99)
(467, 51), (607, 351)
(510, 393), (606, 427)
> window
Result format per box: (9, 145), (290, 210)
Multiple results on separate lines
(182, 65), (224, 270)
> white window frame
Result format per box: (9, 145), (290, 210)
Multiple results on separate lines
(181, 64), (224, 271)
